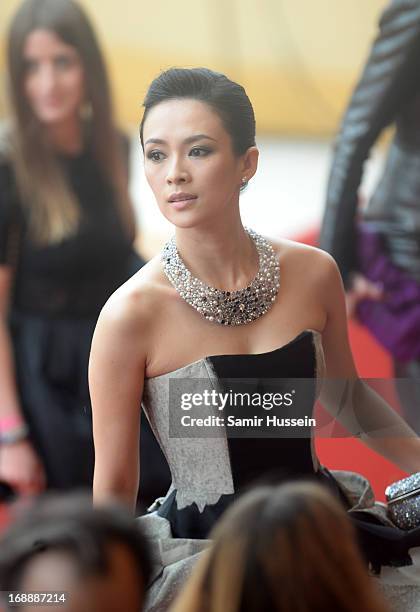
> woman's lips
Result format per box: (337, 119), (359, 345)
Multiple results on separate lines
(168, 194), (198, 210)
(41, 96), (65, 108)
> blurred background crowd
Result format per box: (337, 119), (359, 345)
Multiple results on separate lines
(0, 0), (388, 256)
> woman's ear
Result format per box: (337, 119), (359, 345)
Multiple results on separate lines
(241, 146), (259, 183)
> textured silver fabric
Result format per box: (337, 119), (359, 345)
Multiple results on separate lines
(139, 512), (210, 612)
(376, 584), (420, 612)
(376, 548), (420, 612)
(386, 472), (420, 529)
(142, 359), (234, 511)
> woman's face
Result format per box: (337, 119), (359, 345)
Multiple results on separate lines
(22, 29), (85, 126)
(142, 98), (256, 228)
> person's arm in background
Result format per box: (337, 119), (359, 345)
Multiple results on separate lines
(0, 164), (45, 495)
(0, 272), (45, 495)
(319, 0), (420, 295)
(117, 130), (146, 271)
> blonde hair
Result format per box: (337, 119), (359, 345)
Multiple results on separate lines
(172, 482), (388, 612)
(6, 0), (134, 245)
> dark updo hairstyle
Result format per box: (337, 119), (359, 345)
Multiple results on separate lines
(140, 67), (256, 157)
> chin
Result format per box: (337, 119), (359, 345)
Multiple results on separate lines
(159, 205), (204, 230)
(166, 216), (200, 230)
(36, 108), (76, 125)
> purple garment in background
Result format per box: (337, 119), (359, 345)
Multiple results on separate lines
(356, 223), (420, 362)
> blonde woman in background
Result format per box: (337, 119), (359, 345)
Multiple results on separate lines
(172, 481), (388, 612)
(0, 0), (143, 497)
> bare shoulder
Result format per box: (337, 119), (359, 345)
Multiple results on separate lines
(271, 237), (342, 287)
(95, 254), (170, 343)
(271, 236), (334, 265)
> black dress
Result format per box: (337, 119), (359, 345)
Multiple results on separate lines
(0, 148), (170, 497)
(139, 330), (420, 610)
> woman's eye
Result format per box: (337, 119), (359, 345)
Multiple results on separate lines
(54, 55), (74, 70)
(146, 150), (165, 162)
(24, 60), (38, 74)
(189, 147), (211, 157)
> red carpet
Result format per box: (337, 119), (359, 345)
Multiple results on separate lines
(0, 503), (10, 531)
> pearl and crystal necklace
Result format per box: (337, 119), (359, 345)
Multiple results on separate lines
(162, 228), (280, 326)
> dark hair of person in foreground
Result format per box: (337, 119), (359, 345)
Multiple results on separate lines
(0, 494), (152, 611)
(171, 481), (388, 612)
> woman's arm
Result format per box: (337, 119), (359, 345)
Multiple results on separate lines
(317, 250), (420, 474)
(89, 287), (150, 512)
(0, 266), (46, 493)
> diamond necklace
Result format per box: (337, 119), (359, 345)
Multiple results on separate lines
(162, 228), (280, 326)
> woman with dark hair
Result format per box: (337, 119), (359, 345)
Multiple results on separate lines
(0, 0), (150, 495)
(0, 493), (152, 612)
(172, 481), (388, 612)
(90, 67), (420, 610)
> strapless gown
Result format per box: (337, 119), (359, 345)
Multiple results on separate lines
(139, 330), (420, 612)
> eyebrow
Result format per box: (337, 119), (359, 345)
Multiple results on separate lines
(144, 134), (217, 146)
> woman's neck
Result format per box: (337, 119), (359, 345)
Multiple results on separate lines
(175, 220), (259, 291)
(46, 115), (83, 155)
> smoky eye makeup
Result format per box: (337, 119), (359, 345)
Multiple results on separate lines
(188, 146), (213, 157)
(23, 53), (78, 74)
(23, 58), (38, 74)
(53, 54), (76, 69)
(146, 150), (166, 162)
(144, 139), (215, 162)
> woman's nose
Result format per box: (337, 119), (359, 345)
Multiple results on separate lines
(166, 159), (190, 185)
(37, 63), (58, 93)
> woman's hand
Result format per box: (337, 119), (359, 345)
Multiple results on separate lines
(345, 273), (383, 318)
(0, 439), (46, 495)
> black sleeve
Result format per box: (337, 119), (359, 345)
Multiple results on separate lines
(319, 0), (420, 286)
(0, 162), (15, 265)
